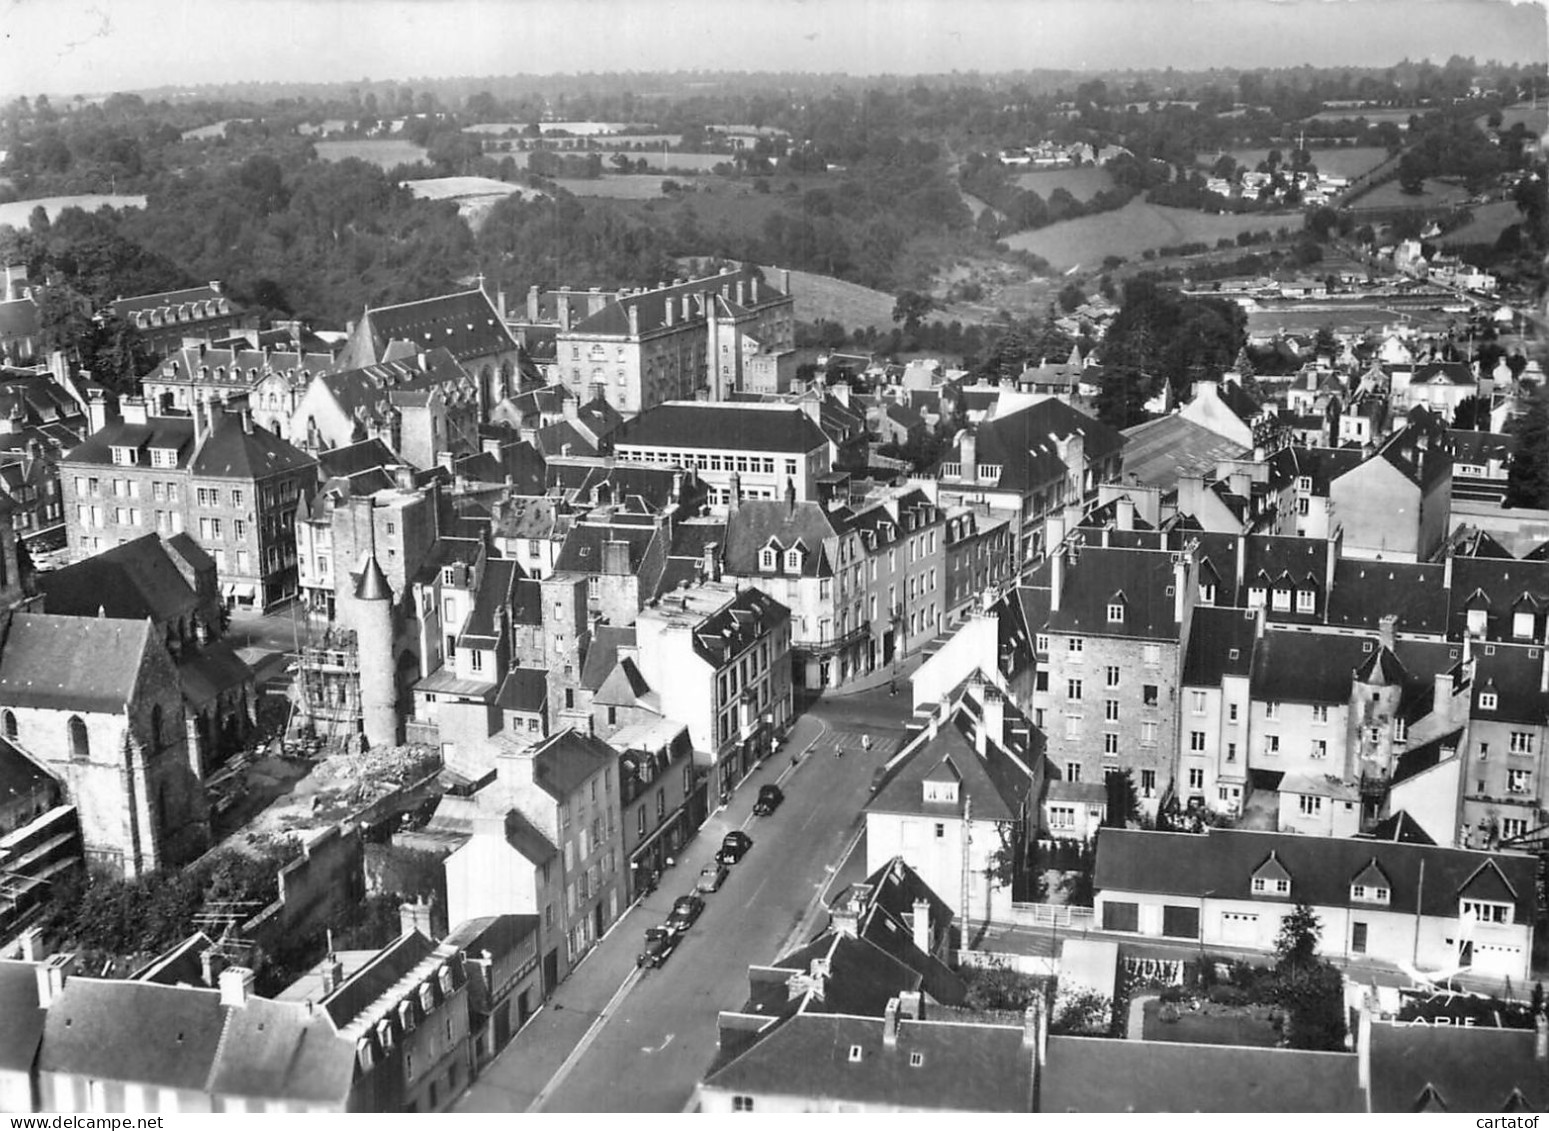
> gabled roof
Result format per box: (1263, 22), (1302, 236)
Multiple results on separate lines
(531, 728), (616, 801)
(1095, 827), (1537, 921)
(39, 977), (228, 1092)
(951, 399), (1124, 493)
(1362, 809), (1438, 845)
(723, 499), (841, 577)
(39, 533), (204, 624)
(1326, 560), (1449, 635)
(1181, 606), (1260, 686)
(1043, 1036), (1363, 1112)
(867, 695), (1038, 825)
(0, 960), (45, 1075)
(0, 613), (155, 713)
(496, 668), (548, 714)
(1368, 1021), (1549, 1113)
(612, 401), (829, 454)
(348, 290), (514, 367)
(188, 411), (317, 480)
(702, 1010), (1033, 1112)
(1249, 629), (1378, 703)
(1042, 545), (1182, 641)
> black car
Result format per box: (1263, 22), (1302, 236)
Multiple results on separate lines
(666, 893), (705, 933)
(637, 925), (678, 967)
(753, 783), (785, 816)
(717, 829), (754, 865)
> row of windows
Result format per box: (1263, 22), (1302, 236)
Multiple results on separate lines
(618, 448), (799, 478)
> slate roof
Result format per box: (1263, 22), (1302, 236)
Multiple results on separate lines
(204, 995), (356, 1106)
(1326, 560), (1450, 635)
(318, 931), (437, 1031)
(867, 702), (1037, 825)
(612, 402), (829, 454)
(568, 268), (786, 338)
(1368, 1021), (1549, 1113)
(39, 977), (229, 1093)
(702, 1011), (1034, 1111)
(723, 499), (841, 578)
(1362, 809), (1438, 845)
(1273, 445), (1367, 494)
(1094, 827), (1537, 921)
(0, 613), (154, 713)
(1449, 558), (1549, 641)
(315, 438), (400, 480)
(1469, 642), (1549, 723)
(350, 290), (514, 367)
(496, 668), (548, 714)
(178, 641), (254, 708)
(580, 625), (636, 692)
(554, 522), (660, 580)
(0, 960), (45, 1075)
(1181, 606), (1260, 686)
(459, 559), (517, 644)
(187, 411), (316, 480)
(1042, 545), (1183, 641)
(1043, 1036), (1363, 1112)
(684, 587), (788, 668)
(954, 399), (1124, 493)
(531, 728), (616, 801)
(510, 578), (543, 627)
(1250, 629), (1381, 703)
(39, 533), (203, 623)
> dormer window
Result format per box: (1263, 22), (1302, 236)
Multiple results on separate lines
(1480, 691), (1498, 711)
(1107, 602), (1124, 624)
(784, 548), (802, 572)
(1248, 586), (1266, 608)
(1296, 589), (1315, 614)
(1461, 899), (1513, 925)
(1272, 588), (1291, 612)
(1351, 884), (1390, 904)
(1297, 476), (1313, 493)
(759, 547), (777, 572)
(1251, 850), (1292, 897)
(1467, 608), (1488, 635)
(923, 779), (959, 804)
(1514, 611), (1535, 640)
(1199, 583), (1216, 605)
(110, 446), (138, 466)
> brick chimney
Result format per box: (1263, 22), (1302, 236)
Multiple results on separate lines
(703, 541), (721, 582)
(728, 472), (742, 513)
(1378, 613), (1398, 653)
(883, 997), (902, 1046)
(527, 285), (540, 322)
(979, 682), (1004, 754)
(399, 897), (434, 938)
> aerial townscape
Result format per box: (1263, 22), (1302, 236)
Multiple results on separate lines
(1, 0), (1548, 1116)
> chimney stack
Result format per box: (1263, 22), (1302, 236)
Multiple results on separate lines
(959, 431), (977, 485)
(1536, 1011), (1548, 1064)
(703, 541), (720, 582)
(1049, 537), (1065, 615)
(979, 682), (1004, 755)
(399, 897), (434, 938)
(1378, 614), (1398, 653)
(1174, 553), (1188, 624)
(527, 285), (540, 323)
(883, 997), (901, 1047)
(35, 953), (74, 1008)
(728, 472), (742, 513)
(628, 302), (640, 337)
(911, 898), (932, 956)
(1116, 494), (1135, 532)
(17, 927), (46, 963)
(218, 965), (255, 1008)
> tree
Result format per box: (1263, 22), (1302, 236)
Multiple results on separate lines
(962, 960), (1045, 1012)
(1057, 281), (1086, 314)
(1505, 391), (1549, 508)
(1452, 394), (1487, 431)
(1104, 769), (1140, 828)
(1274, 902), (1322, 972)
(891, 290), (935, 332)
(1051, 987), (1113, 1036)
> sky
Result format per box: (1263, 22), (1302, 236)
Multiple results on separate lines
(0, 0), (1544, 101)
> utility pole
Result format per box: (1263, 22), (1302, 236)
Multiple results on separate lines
(961, 795), (973, 945)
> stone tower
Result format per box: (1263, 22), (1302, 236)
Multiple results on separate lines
(354, 512), (400, 750)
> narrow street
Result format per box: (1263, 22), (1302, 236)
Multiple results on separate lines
(456, 686), (916, 1113)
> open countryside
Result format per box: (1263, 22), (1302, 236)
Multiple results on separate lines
(1002, 196), (1296, 269)
(313, 138), (429, 168)
(1210, 146), (1392, 180)
(1012, 165), (1116, 200)
(0, 194), (146, 226)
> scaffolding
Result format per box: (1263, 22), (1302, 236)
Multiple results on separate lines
(292, 623), (364, 750)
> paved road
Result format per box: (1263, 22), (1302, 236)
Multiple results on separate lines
(456, 688), (916, 1113)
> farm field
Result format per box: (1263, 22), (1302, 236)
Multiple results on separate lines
(314, 139), (428, 169)
(1001, 198), (1296, 271)
(756, 264), (897, 329)
(181, 119), (249, 141)
(1303, 107), (1433, 124)
(400, 177), (534, 228)
(1485, 106), (1549, 134)
(0, 194), (146, 227)
(1013, 166), (1115, 200)
(1354, 177), (1472, 210)
(1437, 200), (1523, 247)
(1212, 146), (1390, 180)
(550, 175), (677, 199)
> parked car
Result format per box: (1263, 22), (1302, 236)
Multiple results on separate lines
(696, 861), (728, 892)
(753, 783), (784, 816)
(869, 766), (892, 794)
(638, 926), (678, 968)
(666, 893), (705, 933)
(717, 829), (754, 865)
